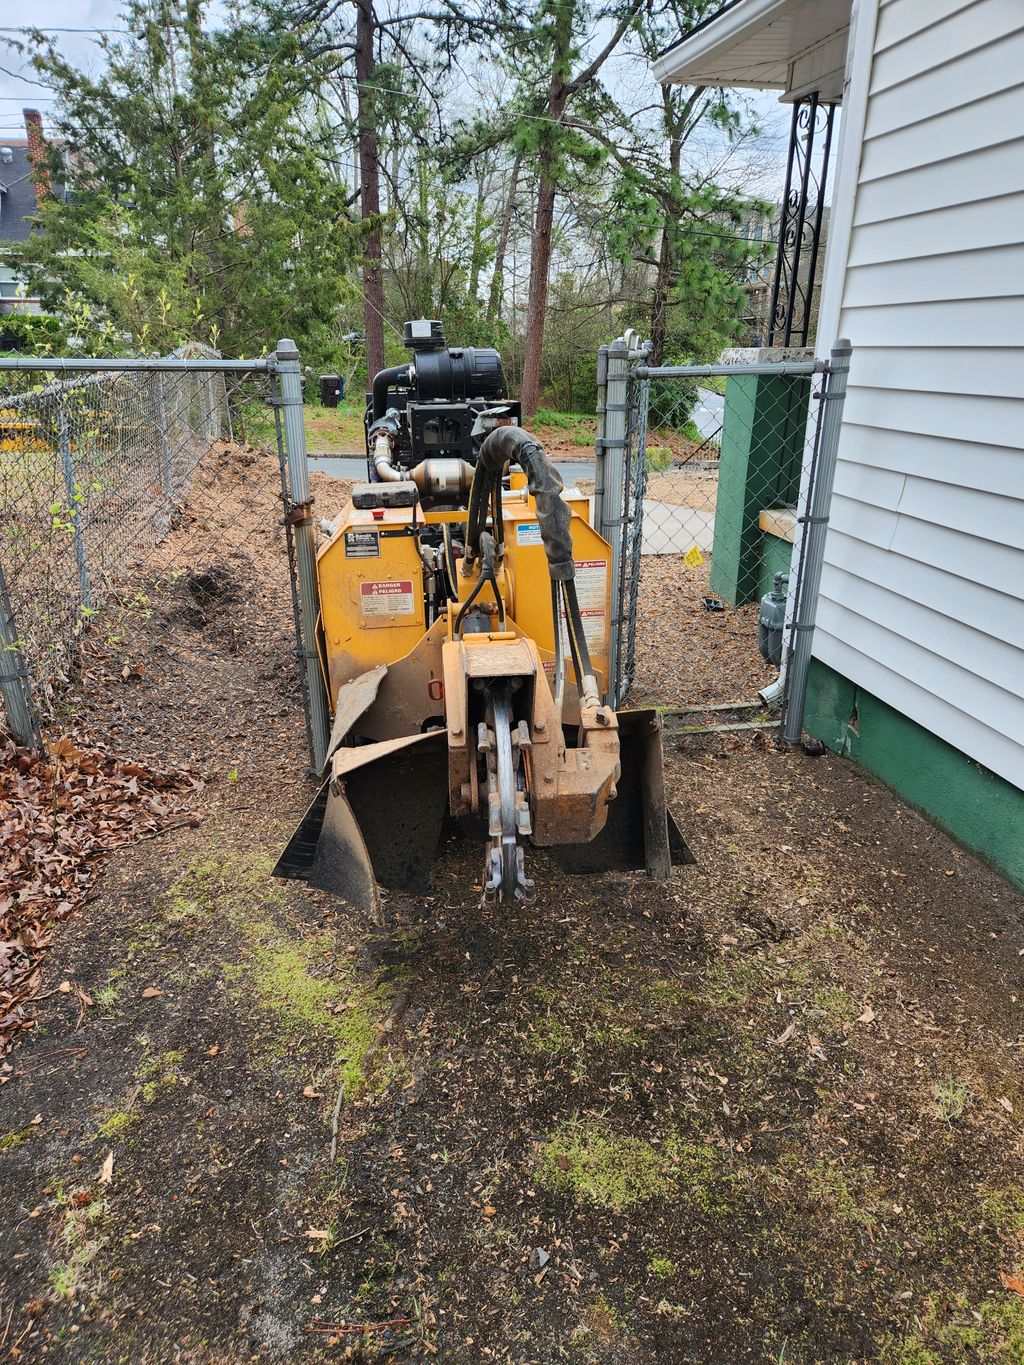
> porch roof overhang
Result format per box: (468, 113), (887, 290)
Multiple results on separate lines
(652, 0), (852, 103)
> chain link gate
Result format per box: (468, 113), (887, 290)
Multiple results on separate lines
(595, 335), (851, 739)
(0, 344), (329, 768)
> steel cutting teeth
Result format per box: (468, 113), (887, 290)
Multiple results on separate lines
(480, 683), (535, 904)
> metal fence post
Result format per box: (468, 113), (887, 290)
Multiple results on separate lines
(603, 336), (630, 705)
(618, 364), (651, 706)
(593, 343), (609, 537)
(154, 373), (175, 507)
(58, 404), (92, 613)
(782, 338), (852, 746)
(205, 373), (219, 440)
(275, 337), (330, 772)
(0, 562), (41, 750)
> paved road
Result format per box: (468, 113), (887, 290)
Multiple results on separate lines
(310, 455), (594, 484)
(310, 452), (716, 558)
(641, 501), (713, 556)
(692, 385), (725, 441)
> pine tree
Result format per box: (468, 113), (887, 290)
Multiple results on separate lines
(21, 0), (364, 364)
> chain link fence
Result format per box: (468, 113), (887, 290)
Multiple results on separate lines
(0, 345), (329, 766)
(596, 337), (849, 733)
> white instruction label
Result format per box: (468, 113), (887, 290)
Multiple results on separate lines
(572, 559), (608, 652)
(516, 521), (543, 546)
(360, 579), (415, 617)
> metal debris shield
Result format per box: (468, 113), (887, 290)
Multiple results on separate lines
(274, 731), (449, 912)
(546, 709), (693, 876)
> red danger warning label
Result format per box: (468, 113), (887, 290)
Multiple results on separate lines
(360, 579), (415, 617)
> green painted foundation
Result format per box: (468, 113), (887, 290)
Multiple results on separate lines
(804, 659), (1024, 893)
(757, 531), (794, 600)
(710, 373), (810, 606)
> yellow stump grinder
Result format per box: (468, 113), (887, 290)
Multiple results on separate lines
(276, 319), (689, 910)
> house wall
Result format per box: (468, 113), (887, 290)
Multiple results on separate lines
(808, 0), (1024, 795)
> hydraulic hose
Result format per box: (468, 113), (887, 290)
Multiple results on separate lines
(551, 580), (566, 720)
(454, 530), (505, 636)
(467, 425), (600, 707)
(471, 426), (574, 582)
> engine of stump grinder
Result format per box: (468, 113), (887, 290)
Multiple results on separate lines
(276, 319), (689, 910)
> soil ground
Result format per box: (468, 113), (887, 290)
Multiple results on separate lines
(3, 448), (1024, 1364)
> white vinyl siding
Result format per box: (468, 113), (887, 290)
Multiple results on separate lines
(814, 0), (1024, 790)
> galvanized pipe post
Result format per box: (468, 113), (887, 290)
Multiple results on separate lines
(154, 373), (175, 508)
(0, 562), (41, 750)
(205, 373), (219, 440)
(602, 336), (630, 706)
(782, 338), (852, 746)
(592, 343), (609, 537)
(275, 338), (330, 772)
(58, 405), (92, 613)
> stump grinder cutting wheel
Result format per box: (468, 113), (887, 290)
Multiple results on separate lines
(275, 319), (690, 911)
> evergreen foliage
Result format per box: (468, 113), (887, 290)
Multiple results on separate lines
(9, 0), (778, 404)
(19, 2), (365, 367)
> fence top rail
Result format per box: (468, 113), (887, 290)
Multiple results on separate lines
(0, 368), (129, 408)
(635, 359), (828, 380)
(0, 356), (275, 374)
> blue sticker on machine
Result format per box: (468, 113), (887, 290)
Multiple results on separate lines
(516, 522), (543, 546)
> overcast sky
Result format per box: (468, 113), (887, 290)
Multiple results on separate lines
(0, 2), (122, 134)
(0, 1), (794, 194)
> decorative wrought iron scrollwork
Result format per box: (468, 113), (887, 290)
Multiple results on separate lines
(766, 92), (836, 347)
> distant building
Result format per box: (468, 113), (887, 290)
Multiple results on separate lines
(0, 109), (63, 316)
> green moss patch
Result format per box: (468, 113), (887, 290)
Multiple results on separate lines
(231, 917), (396, 1097)
(0, 1127), (33, 1154)
(97, 1047), (185, 1139)
(49, 1189), (108, 1301)
(880, 1293), (1024, 1363)
(523, 975), (642, 1064)
(536, 1121), (672, 1212)
(167, 844), (401, 1098)
(980, 1185), (1024, 1236)
(97, 1109), (139, 1140)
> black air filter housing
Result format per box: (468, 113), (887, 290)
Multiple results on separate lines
(413, 346), (505, 404)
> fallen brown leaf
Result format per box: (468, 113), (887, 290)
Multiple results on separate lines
(0, 735), (189, 1055)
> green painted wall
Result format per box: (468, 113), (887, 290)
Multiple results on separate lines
(757, 532), (793, 599)
(710, 373), (810, 606)
(804, 658), (1024, 892)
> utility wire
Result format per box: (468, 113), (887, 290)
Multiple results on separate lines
(0, 27), (131, 34)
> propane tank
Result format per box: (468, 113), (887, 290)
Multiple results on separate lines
(758, 572), (789, 667)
